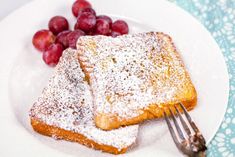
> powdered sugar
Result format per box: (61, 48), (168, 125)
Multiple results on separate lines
(77, 32), (195, 119)
(29, 48), (138, 150)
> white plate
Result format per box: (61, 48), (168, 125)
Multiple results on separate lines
(0, 0), (229, 156)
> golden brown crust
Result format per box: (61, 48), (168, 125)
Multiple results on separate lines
(77, 32), (197, 130)
(30, 49), (139, 154)
(95, 96), (197, 130)
(30, 118), (128, 154)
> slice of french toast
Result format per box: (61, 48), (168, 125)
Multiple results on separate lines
(29, 48), (138, 154)
(77, 32), (197, 130)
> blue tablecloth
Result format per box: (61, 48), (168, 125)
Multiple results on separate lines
(170, 0), (235, 156)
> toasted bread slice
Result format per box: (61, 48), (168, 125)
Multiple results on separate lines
(77, 32), (197, 130)
(29, 48), (139, 154)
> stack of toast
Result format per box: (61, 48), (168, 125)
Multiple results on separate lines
(29, 32), (197, 154)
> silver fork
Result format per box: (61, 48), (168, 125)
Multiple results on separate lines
(164, 103), (207, 157)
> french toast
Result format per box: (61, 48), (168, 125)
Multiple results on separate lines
(77, 32), (197, 130)
(29, 48), (139, 154)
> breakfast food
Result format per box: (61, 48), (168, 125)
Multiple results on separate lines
(29, 48), (139, 154)
(32, 0), (129, 66)
(66, 30), (85, 49)
(72, 0), (92, 17)
(77, 32), (197, 130)
(48, 16), (69, 35)
(42, 43), (64, 66)
(112, 20), (129, 35)
(32, 29), (55, 52)
(55, 30), (72, 49)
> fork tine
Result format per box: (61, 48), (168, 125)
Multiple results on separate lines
(169, 107), (186, 140)
(163, 111), (180, 145)
(179, 103), (199, 132)
(174, 105), (192, 136)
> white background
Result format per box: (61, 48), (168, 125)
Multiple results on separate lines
(0, 0), (31, 20)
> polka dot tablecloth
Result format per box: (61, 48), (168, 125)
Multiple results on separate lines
(169, 0), (235, 156)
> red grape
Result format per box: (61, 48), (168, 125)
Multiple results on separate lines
(109, 31), (121, 37)
(96, 15), (112, 28)
(77, 8), (96, 18)
(55, 30), (72, 49)
(72, 0), (92, 17)
(86, 29), (95, 35)
(74, 22), (79, 30)
(32, 29), (55, 52)
(48, 16), (69, 35)
(42, 43), (64, 66)
(67, 30), (85, 48)
(95, 19), (110, 35)
(76, 12), (96, 32)
(112, 20), (129, 35)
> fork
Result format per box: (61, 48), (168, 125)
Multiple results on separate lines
(164, 103), (207, 157)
